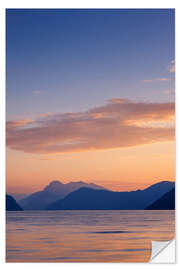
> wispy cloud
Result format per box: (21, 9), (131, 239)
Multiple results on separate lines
(142, 78), (169, 83)
(142, 60), (175, 83)
(6, 98), (175, 154)
(32, 90), (47, 95)
(162, 89), (175, 95)
(169, 60), (175, 73)
(163, 90), (170, 95)
(6, 119), (33, 129)
(158, 78), (169, 81)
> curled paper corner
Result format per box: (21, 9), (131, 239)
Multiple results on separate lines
(149, 239), (175, 263)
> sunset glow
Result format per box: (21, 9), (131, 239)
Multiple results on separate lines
(6, 9), (175, 264)
(6, 9), (175, 194)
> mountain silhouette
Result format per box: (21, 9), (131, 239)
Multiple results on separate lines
(19, 180), (106, 210)
(10, 193), (30, 201)
(6, 194), (23, 211)
(145, 188), (175, 210)
(46, 181), (175, 210)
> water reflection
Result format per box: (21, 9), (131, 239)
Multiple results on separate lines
(6, 210), (175, 262)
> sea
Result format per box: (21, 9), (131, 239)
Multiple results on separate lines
(6, 210), (175, 262)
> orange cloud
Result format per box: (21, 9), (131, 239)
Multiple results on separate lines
(6, 99), (175, 154)
(6, 119), (33, 129)
(142, 78), (169, 83)
(169, 60), (175, 73)
(158, 78), (169, 81)
(162, 89), (175, 95)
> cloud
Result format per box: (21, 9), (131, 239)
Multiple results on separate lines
(6, 99), (175, 154)
(142, 60), (175, 83)
(163, 90), (170, 95)
(142, 78), (169, 83)
(162, 90), (175, 95)
(169, 60), (175, 73)
(158, 78), (169, 81)
(6, 119), (33, 129)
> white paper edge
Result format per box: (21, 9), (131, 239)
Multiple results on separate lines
(149, 239), (175, 263)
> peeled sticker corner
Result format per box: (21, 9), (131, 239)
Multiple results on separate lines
(149, 239), (175, 263)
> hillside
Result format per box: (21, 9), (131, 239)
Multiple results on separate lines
(146, 188), (175, 210)
(47, 181), (175, 210)
(19, 180), (106, 210)
(6, 194), (23, 211)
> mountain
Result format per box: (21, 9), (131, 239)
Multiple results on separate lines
(19, 180), (106, 210)
(146, 188), (175, 210)
(6, 194), (23, 211)
(9, 193), (30, 201)
(47, 181), (175, 210)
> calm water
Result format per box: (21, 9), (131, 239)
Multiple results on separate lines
(6, 210), (175, 262)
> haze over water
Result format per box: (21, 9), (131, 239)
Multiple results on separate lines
(6, 210), (175, 262)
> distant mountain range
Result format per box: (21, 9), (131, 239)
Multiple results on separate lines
(9, 193), (30, 201)
(146, 188), (175, 210)
(6, 194), (23, 211)
(7, 181), (175, 211)
(46, 181), (175, 210)
(19, 180), (106, 210)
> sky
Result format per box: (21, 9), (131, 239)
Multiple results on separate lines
(6, 9), (175, 193)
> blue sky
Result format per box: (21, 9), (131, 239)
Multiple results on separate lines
(6, 9), (175, 120)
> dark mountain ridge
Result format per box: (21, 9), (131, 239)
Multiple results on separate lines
(19, 180), (106, 210)
(47, 181), (175, 210)
(146, 187), (175, 210)
(6, 194), (23, 211)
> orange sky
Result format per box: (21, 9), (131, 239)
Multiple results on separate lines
(6, 99), (175, 194)
(6, 140), (175, 193)
(6, 10), (175, 195)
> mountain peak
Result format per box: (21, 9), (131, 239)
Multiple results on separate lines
(46, 180), (175, 210)
(68, 181), (86, 185)
(146, 180), (174, 189)
(144, 180), (174, 194)
(43, 180), (62, 191)
(19, 180), (106, 210)
(50, 180), (62, 185)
